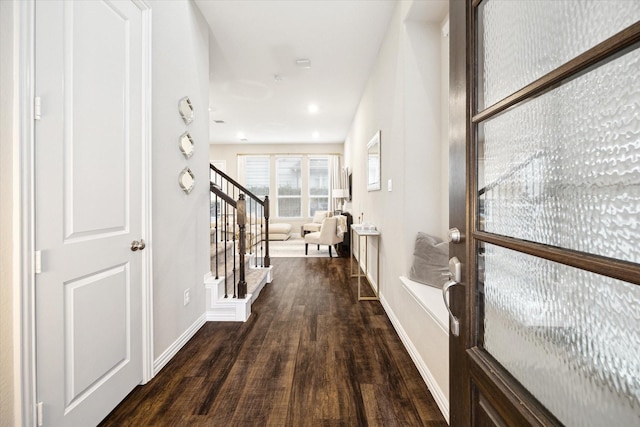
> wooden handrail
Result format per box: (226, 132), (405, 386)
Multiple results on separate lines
(210, 182), (237, 207)
(210, 163), (264, 206)
(209, 165), (271, 277)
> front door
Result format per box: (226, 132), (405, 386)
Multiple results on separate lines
(35, 1), (147, 425)
(449, 1), (640, 425)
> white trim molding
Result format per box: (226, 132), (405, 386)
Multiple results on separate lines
(17, 0), (37, 425)
(153, 314), (206, 375)
(135, 0), (154, 386)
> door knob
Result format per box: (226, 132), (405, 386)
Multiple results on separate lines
(448, 227), (462, 243)
(131, 239), (146, 251)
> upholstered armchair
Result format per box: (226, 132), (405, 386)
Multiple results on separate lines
(304, 216), (344, 257)
(301, 210), (330, 235)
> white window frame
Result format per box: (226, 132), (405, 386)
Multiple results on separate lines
(276, 156), (302, 218)
(242, 155), (270, 198)
(308, 156), (329, 216)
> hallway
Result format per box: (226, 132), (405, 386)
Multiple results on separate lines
(99, 257), (447, 426)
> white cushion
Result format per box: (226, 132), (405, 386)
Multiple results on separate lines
(269, 223), (292, 234)
(312, 211), (327, 223)
(304, 217), (343, 246)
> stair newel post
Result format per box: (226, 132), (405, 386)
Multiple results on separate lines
(254, 199), (259, 267)
(256, 205), (264, 267)
(211, 182), (220, 280)
(223, 199), (229, 298)
(237, 194), (247, 299)
(232, 196), (237, 298)
(263, 195), (270, 268)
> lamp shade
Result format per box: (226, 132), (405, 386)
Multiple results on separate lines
(333, 189), (349, 198)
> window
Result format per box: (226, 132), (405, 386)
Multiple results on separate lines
(308, 157), (329, 215)
(239, 154), (340, 219)
(240, 156), (270, 219)
(244, 156), (270, 198)
(276, 157), (302, 217)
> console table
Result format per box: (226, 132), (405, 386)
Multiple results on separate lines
(350, 224), (380, 301)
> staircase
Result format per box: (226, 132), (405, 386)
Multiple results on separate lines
(205, 164), (272, 322)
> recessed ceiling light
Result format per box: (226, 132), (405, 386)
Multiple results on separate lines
(308, 104), (319, 114)
(296, 58), (311, 69)
(312, 132), (319, 139)
(213, 120), (225, 124)
(236, 132), (246, 140)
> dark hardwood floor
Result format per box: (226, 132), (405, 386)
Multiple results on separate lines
(100, 257), (448, 426)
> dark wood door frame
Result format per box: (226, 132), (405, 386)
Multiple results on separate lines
(448, 0), (472, 425)
(449, 0), (640, 425)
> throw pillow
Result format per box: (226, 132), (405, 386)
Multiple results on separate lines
(409, 232), (449, 288)
(312, 211), (327, 223)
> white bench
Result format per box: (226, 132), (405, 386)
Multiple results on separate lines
(398, 275), (450, 421)
(400, 276), (449, 333)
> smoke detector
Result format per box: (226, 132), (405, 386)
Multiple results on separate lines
(295, 58), (311, 69)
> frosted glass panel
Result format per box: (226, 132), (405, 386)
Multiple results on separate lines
(478, 0), (640, 108)
(481, 244), (640, 426)
(478, 47), (640, 264)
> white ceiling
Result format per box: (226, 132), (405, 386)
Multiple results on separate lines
(195, 0), (447, 145)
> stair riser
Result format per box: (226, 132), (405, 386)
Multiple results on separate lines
(204, 265), (271, 322)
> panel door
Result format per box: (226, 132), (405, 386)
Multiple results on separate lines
(449, 1), (640, 425)
(35, 1), (146, 425)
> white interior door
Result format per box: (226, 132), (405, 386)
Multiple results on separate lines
(35, 1), (146, 425)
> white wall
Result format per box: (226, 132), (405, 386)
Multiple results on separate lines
(0, 2), (16, 424)
(150, 0), (210, 362)
(344, 0), (450, 415)
(440, 15), (450, 234)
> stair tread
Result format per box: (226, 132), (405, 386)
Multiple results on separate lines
(210, 240), (234, 257)
(213, 265), (268, 298)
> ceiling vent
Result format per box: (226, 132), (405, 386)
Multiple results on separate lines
(213, 120), (225, 124)
(295, 58), (311, 69)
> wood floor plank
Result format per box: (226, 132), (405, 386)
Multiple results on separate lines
(99, 257), (448, 426)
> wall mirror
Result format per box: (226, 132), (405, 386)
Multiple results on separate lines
(179, 131), (194, 158)
(367, 130), (381, 191)
(178, 96), (194, 124)
(178, 167), (195, 194)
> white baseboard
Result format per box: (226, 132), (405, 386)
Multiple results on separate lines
(379, 294), (450, 423)
(153, 313), (206, 375)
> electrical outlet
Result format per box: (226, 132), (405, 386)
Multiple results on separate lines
(183, 288), (191, 306)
